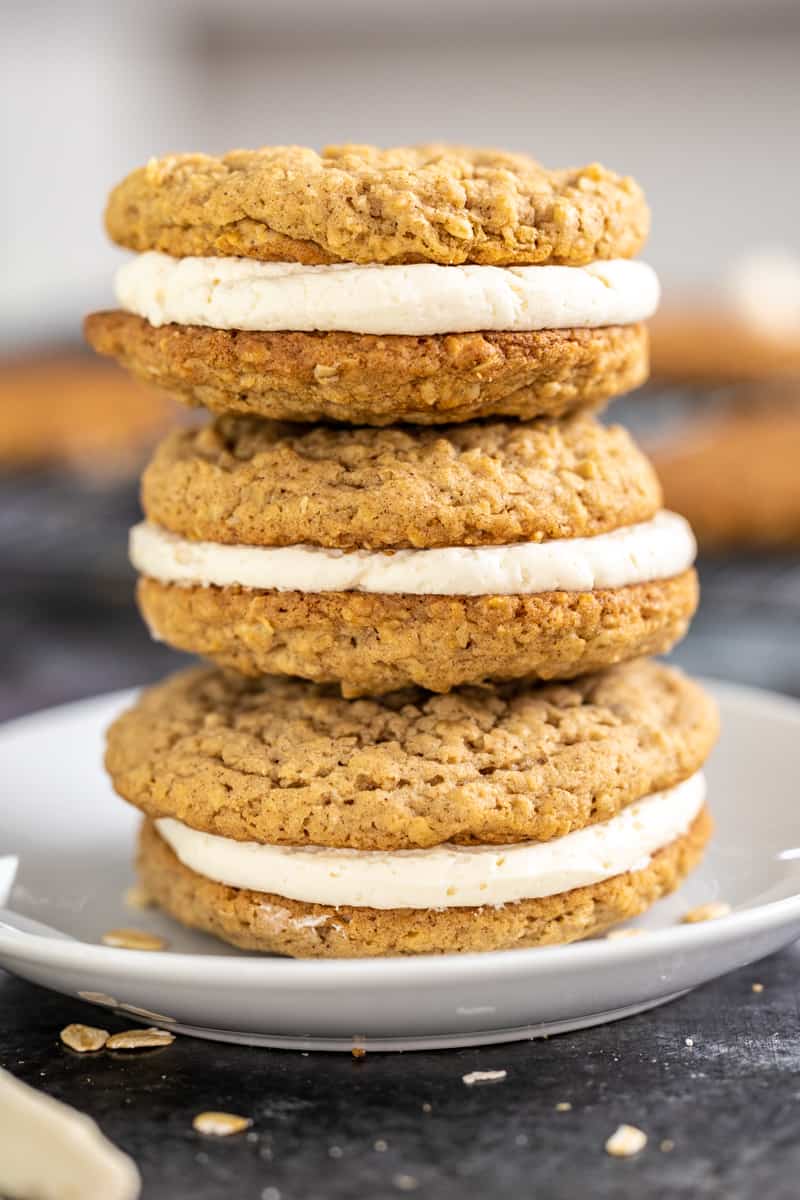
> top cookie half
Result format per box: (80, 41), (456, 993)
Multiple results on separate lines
(106, 144), (649, 267)
(90, 144), (654, 426)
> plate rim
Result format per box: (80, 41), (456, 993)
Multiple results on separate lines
(2, 674), (800, 986)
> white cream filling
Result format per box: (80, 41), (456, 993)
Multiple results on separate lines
(115, 252), (660, 336)
(130, 511), (695, 597)
(156, 772), (706, 910)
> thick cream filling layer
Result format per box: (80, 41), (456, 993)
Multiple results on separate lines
(130, 512), (696, 597)
(156, 772), (706, 910)
(115, 252), (660, 336)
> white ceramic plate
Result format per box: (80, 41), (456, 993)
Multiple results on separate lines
(1, 679), (799, 1052)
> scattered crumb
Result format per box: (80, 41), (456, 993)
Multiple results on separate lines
(606, 928), (646, 940)
(374, 1139), (388, 1152)
(421, 1102), (432, 1113)
(262, 1189), (281, 1200)
(352, 1047), (366, 1059)
(462, 1069), (507, 1087)
(685, 1037), (694, 1047)
(101, 927), (167, 951)
(123, 884), (153, 911)
(328, 1146), (343, 1159)
(106, 1028), (175, 1051)
(193, 1111), (252, 1137)
(681, 902), (731, 924)
(393, 1175), (419, 1192)
(555, 1102), (572, 1112)
(752, 982), (764, 993)
(59, 1024), (109, 1053)
(515, 1133), (528, 1146)
(605, 1124), (648, 1158)
(660, 1139), (675, 1153)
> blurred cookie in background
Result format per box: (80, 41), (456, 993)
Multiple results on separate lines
(651, 388), (800, 551)
(643, 249), (800, 551)
(0, 353), (175, 476)
(651, 250), (800, 384)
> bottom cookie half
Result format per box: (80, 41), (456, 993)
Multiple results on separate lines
(137, 572), (698, 696)
(137, 809), (712, 958)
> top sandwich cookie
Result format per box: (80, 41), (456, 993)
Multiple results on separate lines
(104, 144), (649, 267)
(87, 144), (655, 426)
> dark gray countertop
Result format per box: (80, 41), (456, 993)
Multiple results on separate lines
(2, 466), (800, 1199)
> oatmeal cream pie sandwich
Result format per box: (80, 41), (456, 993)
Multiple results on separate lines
(85, 144), (656, 425)
(106, 658), (718, 958)
(131, 413), (698, 695)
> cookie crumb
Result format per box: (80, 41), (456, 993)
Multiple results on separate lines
(555, 1102), (572, 1112)
(685, 1037), (694, 1047)
(123, 884), (153, 911)
(606, 928), (646, 940)
(752, 982), (764, 993)
(106, 1027), (175, 1051)
(393, 1175), (419, 1192)
(462, 1069), (507, 1086)
(605, 1124), (647, 1157)
(59, 1024), (109, 1053)
(374, 1139), (388, 1152)
(101, 927), (167, 951)
(682, 901), (731, 924)
(328, 1146), (343, 1159)
(660, 1139), (675, 1153)
(352, 1046), (366, 1059)
(515, 1133), (529, 1146)
(261, 1189), (281, 1200)
(421, 1102), (432, 1113)
(193, 1111), (252, 1137)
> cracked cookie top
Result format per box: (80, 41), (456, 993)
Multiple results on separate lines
(141, 413), (661, 550)
(105, 659), (717, 850)
(106, 144), (649, 267)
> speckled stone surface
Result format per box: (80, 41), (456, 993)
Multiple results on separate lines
(2, 956), (798, 1200)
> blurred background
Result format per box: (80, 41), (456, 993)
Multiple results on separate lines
(2, 0), (800, 719)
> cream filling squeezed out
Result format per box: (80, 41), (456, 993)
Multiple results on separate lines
(130, 511), (696, 597)
(116, 253), (660, 336)
(156, 773), (706, 909)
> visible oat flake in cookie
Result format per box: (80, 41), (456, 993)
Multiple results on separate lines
(105, 144), (649, 267)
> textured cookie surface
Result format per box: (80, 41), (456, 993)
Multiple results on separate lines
(137, 572), (698, 695)
(138, 810), (712, 957)
(84, 313), (648, 426)
(105, 144), (649, 267)
(106, 658), (717, 851)
(142, 413), (661, 550)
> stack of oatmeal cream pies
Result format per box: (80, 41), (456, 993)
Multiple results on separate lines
(87, 144), (718, 958)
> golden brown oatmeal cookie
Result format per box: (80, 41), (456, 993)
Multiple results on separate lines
(137, 810), (712, 956)
(651, 308), (800, 383)
(105, 144), (649, 267)
(84, 313), (648, 425)
(106, 658), (717, 850)
(0, 354), (174, 470)
(136, 571), (698, 696)
(141, 413), (661, 550)
(653, 402), (800, 550)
